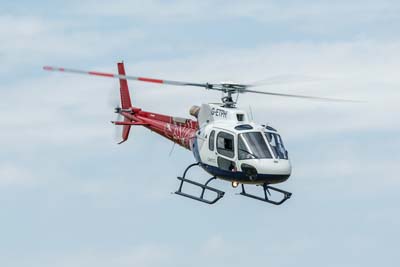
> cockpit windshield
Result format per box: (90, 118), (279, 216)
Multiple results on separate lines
(265, 132), (288, 159)
(238, 132), (272, 160)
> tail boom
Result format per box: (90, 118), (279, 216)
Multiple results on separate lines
(120, 109), (198, 150)
(114, 62), (198, 148)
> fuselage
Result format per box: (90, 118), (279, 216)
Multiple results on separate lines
(191, 104), (291, 185)
(44, 61), (292, 198)
(122, 103), (291, 185)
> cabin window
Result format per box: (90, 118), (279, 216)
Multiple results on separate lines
(236, 113), (244, 121)
(217, 132), (235, 158)
(209, 130), (215, 151)
(234, 124), (253, 130)
(238, 132), (272, 160)
(265, 132), (288, 159)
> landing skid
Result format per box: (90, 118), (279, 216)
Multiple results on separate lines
(240, 184), (292, 205)
(175, 163), (292, 205)
(175, 163), (225, 204)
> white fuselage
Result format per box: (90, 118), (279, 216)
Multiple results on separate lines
(192, 103), (292, 185)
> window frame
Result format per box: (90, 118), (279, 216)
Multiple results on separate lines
(216, 131), (235, 159)
(265, 132), (288, 160)
(208, 130), (215, 151)
(238, 131), (273, 160)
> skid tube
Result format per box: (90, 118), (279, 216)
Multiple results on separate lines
(240, 183), (292, 205)
(175, 163), (225, 204)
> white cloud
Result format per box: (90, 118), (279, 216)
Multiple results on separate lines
(28, 244), (177, 267)
(0, 162), (37, 187)
(0, 15), (144, 75)
(1, 3), (399, 267)
(2, 40), (399, 147)
(124, 41), (400, 140)
(200, 235), (226, 256)
(70, 0), (400, 25)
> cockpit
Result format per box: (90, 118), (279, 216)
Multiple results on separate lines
(204, 126), (289, 175)
(237, 130), (288, 160)
(202, 126), (291, 179)
(238, 132), (271, 159)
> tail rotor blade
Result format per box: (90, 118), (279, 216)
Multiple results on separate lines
(108, 86), (120, 108)
(113, 112), (123, 143)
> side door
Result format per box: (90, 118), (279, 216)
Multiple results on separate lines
(215, 130), (237, 172)
(202, 129), (218, 167)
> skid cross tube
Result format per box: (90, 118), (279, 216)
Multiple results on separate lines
(240, 184), (292, 205)
(175, 163), (225, 204)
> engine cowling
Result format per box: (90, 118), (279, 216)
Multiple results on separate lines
(189, 105), (200, 118)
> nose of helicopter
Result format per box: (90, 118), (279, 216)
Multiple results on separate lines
(240, 158), (292, 181)
(258, 159), (292, 175)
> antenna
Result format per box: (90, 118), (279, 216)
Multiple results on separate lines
(249, 105), (254, 121)
(169, 142), (176, 157)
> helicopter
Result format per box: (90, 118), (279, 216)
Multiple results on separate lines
(43, 62), (356, 205)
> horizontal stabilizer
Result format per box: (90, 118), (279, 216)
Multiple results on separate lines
(111, 121), (149, 126)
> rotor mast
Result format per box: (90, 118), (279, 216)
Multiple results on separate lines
(206, 83), (247, 108)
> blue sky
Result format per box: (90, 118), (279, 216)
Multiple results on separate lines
(1, 1), (400, 266)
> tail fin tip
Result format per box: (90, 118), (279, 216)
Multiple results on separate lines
(117, 62), (132, 109)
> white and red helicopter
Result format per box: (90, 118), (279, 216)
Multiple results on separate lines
(44, 62), (355, 205)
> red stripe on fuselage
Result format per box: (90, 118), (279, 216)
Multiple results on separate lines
(138, 77), (163, 83)
(88, 71), (114, 77)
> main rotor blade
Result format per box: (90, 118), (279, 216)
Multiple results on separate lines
(245, 74), (325, 88)
(43, 65), (361, 103)
(43, 66), (208, 88)
(244, 89), (361, 103)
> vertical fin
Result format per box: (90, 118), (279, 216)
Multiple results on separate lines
(117, 62), (132, 144)
(117, 62), (132, 109)
(118, 121), (131, 144)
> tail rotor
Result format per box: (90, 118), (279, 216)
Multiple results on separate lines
(113, 108), (123, 143)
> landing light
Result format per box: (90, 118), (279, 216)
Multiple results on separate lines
(232, 181), (240, 188)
